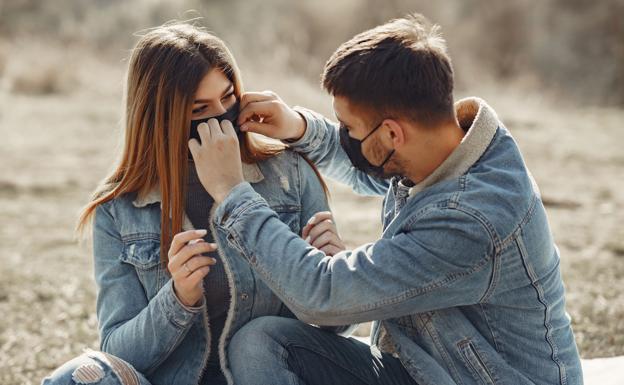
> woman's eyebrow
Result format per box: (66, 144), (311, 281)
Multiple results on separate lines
(194, 84), (234, 104)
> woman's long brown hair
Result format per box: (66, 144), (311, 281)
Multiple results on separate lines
(77, 23), (328, 265)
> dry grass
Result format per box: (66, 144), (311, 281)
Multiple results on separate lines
(0, 45), (622, 385)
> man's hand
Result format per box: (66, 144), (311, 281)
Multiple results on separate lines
(238, 91), (306, 141)
(189, 118), (244, 203)
(301, 211), (345, 256)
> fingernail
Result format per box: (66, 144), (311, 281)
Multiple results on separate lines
(196, 229), (207, 235)
(305, 236), (311, 243)
(211, 258), (217, 264)
(307, 216), (316, 225)
(240, 124), (247, 131)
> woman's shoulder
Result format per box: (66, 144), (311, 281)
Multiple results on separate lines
(93, 188), (157, 230)
(255, 148), (299, 177)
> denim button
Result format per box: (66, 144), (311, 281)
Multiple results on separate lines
(241, 293), (249, 300)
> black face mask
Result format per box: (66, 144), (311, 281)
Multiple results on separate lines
(339, 121), (396, 179)
(189, 100), (242, 144)
(188, 100), (241, 160)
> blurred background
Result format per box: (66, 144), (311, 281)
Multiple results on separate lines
(0, 0), (622, 383)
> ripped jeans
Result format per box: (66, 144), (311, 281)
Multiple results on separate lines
(41, 349), (151, 385)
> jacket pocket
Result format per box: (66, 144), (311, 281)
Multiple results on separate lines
(272, 204), (302, 234)
(121, 237), (168, 298)
(458, 339), (496, 385)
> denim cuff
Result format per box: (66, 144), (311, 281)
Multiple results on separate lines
(158, 280), (204, 328)
(214, 182), (265, 228)
(283, 107), (327, 151)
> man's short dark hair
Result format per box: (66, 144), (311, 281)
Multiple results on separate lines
(322, 13), (455, 126)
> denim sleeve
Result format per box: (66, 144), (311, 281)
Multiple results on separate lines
(296, 154), (359, 336)
(214, 183), (494, 325)
(93, 203), (203, 374)
(285, 107), (390, 196)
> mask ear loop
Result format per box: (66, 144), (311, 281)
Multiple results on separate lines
(377, 148), (395, 168)
(361, 120), (384, 143)
(362, 120), (394, 167)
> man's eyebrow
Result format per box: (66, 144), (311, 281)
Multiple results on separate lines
(194, 83), (234, 104)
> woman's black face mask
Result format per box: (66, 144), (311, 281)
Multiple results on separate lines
(189, 100), (242, 144)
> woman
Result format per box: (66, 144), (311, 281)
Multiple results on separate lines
(42, 23), (349, 385)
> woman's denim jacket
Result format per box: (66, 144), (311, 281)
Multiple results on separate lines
(210, 98), (583, 385)
(92, 150), (351, 385)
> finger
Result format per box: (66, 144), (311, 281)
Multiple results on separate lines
(207, 118), (223, 136)
(188, 238), (206, 245)
(238, 100), (276, 126)
(301, 223), (312, 239)
(220, 119), (238, 138)
(188, 138), (201, 160)
(169, 229), (208, 258)
(170, 242), (218, 271)
(320, 244), (343, 257)
(311, 230), (337, 250)
(197, 122), (212, 144)
(302, 212), (334, 238)
(185, 255), (217, 272)
(239, 121), (276, 137)
(307, 220), (336, 242)
(186, 266), (211, 287)
(305, 211), (333, 227)
(239, 91), (277, 110)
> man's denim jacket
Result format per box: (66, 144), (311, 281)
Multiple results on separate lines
(92, 150), (350, 385)
(213, 98), (583, 385)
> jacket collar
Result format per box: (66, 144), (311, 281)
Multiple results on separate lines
(408, 97), (500, 196)
(132, 162), (264, 209)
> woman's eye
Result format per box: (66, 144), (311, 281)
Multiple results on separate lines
(192, 105), (207, 114)
(221, 92), (235, 102)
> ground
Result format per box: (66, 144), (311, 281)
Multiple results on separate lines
(0, 62), (622, 384)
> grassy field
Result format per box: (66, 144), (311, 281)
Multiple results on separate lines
(1, 49), (623, 385)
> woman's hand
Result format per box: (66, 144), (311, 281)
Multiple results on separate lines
(301, 211), (346, 256)
(237, 91), (307, 141)
(167, 229), (218, 308)
(189, 119), (244, 203)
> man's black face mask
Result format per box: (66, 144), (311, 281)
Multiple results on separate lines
(338, 121), (396, 179)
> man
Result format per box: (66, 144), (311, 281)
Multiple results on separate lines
(189, 13), (583, 385)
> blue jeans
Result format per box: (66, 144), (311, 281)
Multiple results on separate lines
(41, 350), (152, 385)
(228, 316), (418, 385)
(41, 349), (227, 385)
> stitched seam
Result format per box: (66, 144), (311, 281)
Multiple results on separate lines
(278, 243), (493, 318)
(121, 233), (160, 243)
(451, 206), (501, 254)
(458, 340), (497, 385)
(516, 236), (567, 385)
(421, 317), (465, 385)
(478, 303), (505, 358)
(479, 245), (501, 303)
(500, 194), (538, 250)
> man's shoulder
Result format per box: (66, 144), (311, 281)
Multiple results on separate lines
(459, 136), (541, 242)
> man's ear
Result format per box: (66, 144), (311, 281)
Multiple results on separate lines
(385, 119), (407, 148)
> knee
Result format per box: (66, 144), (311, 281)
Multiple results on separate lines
(41, 350), (139, 385)
(42, 352), (108, 385)
(228, 316), (302, 373)
(229, 316), (283, 358)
